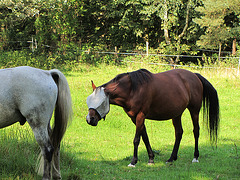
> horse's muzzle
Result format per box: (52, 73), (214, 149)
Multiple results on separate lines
(86, 114), (98, 126)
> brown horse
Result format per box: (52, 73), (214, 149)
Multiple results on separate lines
(86, 69), (220, 166)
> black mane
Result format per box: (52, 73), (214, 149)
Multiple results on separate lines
(102, 69), (153, 91)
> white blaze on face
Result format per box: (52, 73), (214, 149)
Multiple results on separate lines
(86, 87), (110, 118)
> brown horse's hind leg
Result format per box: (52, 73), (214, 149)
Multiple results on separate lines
(190, 111), (200, 163)
(167, 115), (183, 163)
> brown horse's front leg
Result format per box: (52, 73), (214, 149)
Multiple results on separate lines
(141, 125), (154, 164)
(128, 112), (146, 167)
(128, 131), (141, 167)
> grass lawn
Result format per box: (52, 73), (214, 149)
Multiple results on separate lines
(0, 63), (240, 179)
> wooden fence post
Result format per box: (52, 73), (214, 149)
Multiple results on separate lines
(146, 41), (149, 56)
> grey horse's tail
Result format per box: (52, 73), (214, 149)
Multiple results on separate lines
(50, 69), (73, 149)
(36, 69), (73, 176)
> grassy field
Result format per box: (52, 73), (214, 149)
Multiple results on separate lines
(0, 63), (240, 179)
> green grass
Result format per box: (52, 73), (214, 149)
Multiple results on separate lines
(0, 63), (240, 179)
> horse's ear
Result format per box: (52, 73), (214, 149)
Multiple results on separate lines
(91, 80), (96, 91)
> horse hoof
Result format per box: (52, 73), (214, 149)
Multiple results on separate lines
(192, 158), (199, 163)
(128, 163), (136, 167)
(165, 161), (173, 165)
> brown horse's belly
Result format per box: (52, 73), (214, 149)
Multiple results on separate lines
(146, 104), (187, 120)
(146, 113), (181, 121)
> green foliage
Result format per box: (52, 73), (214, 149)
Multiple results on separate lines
(0, 0), (205, 54)
(0, 50), (67, 69)
(0, 0), (239, 66)
(195, 0), (240, 49)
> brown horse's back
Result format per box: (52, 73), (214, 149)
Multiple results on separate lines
(144, 69), (203, 120)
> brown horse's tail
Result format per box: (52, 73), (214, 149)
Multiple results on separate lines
(50, 69), (73, 150)
(195, 73), (220, 144)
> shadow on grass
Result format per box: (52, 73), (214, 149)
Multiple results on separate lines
(60, 142), (240, 180)
(0, 138), (39, 179)
(0, 137), (239, 180)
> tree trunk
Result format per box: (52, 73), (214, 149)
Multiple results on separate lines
(163, 0), (170, 45)
(218, 43), (222, 61)
(232, 38), (236, 56)
(178, 1), (190, 43)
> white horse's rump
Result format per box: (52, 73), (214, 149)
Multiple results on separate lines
(0, 67), (58, 128)
(0, 66), (72, 180)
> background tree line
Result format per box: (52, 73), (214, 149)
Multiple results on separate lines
(0, 0), (239, 65)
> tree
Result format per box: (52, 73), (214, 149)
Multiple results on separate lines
(0, 0), (38, 50)
(195, 0), (240, 55)
(141, 0), (203, 62)
(35, 0), (84, 53)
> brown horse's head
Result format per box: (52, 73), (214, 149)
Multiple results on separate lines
(86, 108), (101, 126)
(86, 81), (109, 126)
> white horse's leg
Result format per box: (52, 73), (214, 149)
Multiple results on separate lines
(52, 146), (61, 180)
(46, 123), (61, 180)
(30, 124), (53, 180)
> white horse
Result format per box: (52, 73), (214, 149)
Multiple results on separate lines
(0, 66), (72, 180)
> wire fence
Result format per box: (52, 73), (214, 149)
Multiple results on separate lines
(74, 49), (240, 74)
(1, 39), (240, 74)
